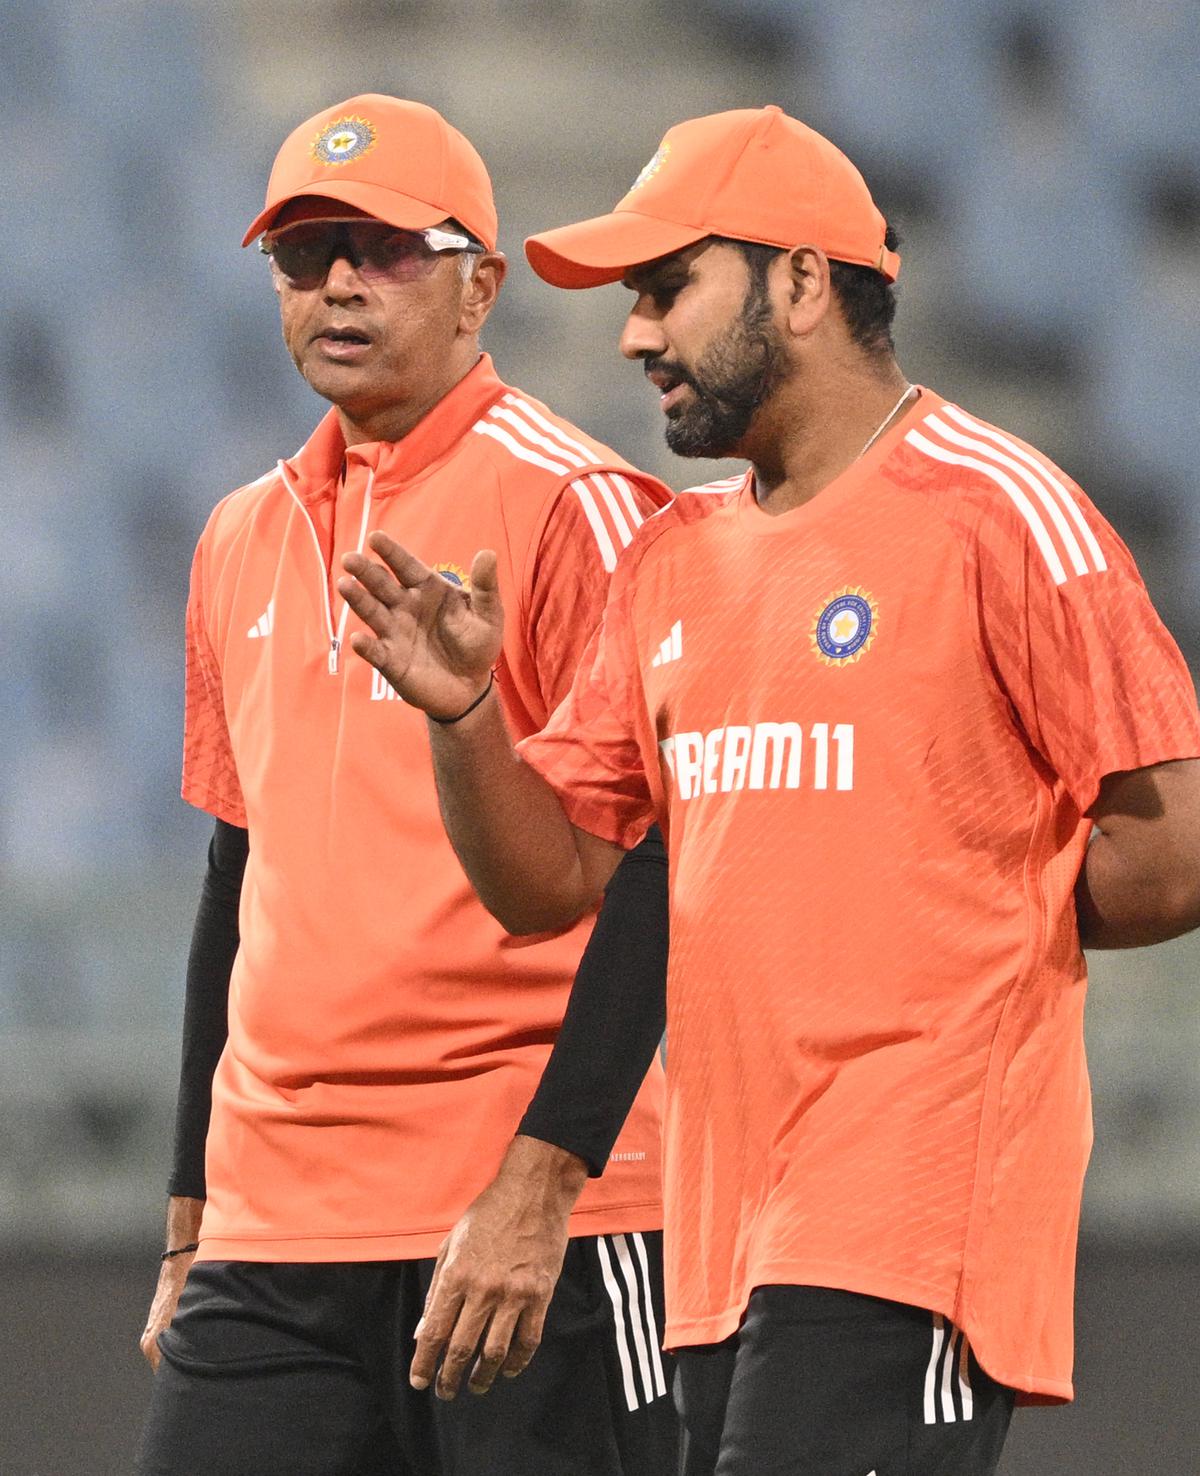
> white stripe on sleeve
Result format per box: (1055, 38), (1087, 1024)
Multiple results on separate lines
(487, 405), (589, 469)
(941, 405), (1107, 573)
(608, 472), (649, 532)
(923, 412), (1090, 577)
(570, 478), (619, 572)
(472, 421), (569, 475)
(503, 393), (601, 465)
(905, 428), (1069, 585)
(589, 473), (635, 549)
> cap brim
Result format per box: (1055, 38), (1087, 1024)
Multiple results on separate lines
(242, 182), (450, 247)
(524, 211), (709, 288)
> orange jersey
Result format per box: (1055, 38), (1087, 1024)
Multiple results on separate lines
(519, 389), (1200, 1400)
(183, 354), (670, 1261)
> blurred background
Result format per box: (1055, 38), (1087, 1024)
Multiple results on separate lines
(1, 0), (1197, 1470)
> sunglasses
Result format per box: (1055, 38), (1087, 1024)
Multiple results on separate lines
(260, 220), (485, 288)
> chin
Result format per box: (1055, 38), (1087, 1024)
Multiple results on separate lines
(665, 424), (740, 460)
(304, 362), (372, 400)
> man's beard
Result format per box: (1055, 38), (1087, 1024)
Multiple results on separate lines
(651, 282), (786, 459)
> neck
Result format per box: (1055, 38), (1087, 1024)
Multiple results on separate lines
(334, 344), (479, 448)
(745, 356), (911, 516)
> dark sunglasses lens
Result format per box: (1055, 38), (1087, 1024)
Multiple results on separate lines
(269, 228), (334, 286)
(269, 224), (432, 284)
(354, 228), (429, 276)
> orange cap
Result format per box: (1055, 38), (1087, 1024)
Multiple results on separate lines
(525, 105), (898, 288)
(242, 95), (497, 250)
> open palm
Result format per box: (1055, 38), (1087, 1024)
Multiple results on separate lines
(339, 532), (504, 719)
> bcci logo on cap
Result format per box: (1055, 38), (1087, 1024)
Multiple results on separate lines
(311, 116), (377, 166)
(628, 142), (670, 194)
(813, 588), (877, 665)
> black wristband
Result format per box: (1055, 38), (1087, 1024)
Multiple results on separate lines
(161, 1242), (199, 1261)
(428, 670), (495, 726)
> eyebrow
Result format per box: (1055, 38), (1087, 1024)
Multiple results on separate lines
(623, 255), (692, 293)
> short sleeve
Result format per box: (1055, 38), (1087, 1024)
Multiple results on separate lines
(972, 480), (1200, 815)
(181, 538), (247, 826)
(518, 569), (656, 850)
(526, 470), (670, 713)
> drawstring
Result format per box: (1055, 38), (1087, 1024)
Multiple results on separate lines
(278, 460), (376, 675)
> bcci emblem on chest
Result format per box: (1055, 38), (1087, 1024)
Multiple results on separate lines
(813, 588), (878, 666)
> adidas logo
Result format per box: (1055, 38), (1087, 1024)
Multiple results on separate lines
(650, 619), (682, 668)
(247, 599), (275, 639)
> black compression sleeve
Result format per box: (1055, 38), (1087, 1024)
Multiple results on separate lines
(517, 826), (668, 1177)
(167, 819), (248, 1199)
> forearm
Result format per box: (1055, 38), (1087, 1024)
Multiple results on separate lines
(1077, 828), (1200, 949)
(491, 1133), (591, 1216)
(163, 1193), (205, 1250)
(429, 692), (616, 933)
(519, 828), (667, 1173)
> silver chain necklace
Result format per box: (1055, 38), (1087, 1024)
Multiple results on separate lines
(857, 384), (914, 460)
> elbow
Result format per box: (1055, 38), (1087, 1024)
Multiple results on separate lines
(480, 888), (592, 938)
(1122, 871), (1200, 948)
(1157, 871), (1200, 940)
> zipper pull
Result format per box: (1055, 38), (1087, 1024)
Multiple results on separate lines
(328, 637), (341, 675)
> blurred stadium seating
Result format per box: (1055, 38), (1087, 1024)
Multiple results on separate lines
(1, 3), (1197, 1470)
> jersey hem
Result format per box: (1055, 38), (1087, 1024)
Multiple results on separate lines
(1071, 738), (1200, 819)
(662, 1258), (1074, 1403)
(196, 1196), (663, 1264)
(181, 780), (246, 829)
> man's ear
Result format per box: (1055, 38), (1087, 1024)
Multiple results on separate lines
(461, 252), (508, 334)
(780, 244), (833, 339)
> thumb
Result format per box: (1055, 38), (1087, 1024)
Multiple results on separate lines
(469, 550), (502, 620)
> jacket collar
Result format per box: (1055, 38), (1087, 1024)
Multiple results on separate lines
(282, 354), (508, 502)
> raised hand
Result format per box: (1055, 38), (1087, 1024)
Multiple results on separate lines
(338, 533), (504, 719)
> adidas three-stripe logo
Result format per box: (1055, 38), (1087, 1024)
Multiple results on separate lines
(905, 404), (1106, 586)
(650, 620), (682, 667)
(596, 1233), (667, 1412)
(247, 599), (274, 639)
(924, 1313), (974, 1424)
(472, 394), (647, 571)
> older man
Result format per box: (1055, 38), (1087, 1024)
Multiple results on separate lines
(137, 95), (678, 1476)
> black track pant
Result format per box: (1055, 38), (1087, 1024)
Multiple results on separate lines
(674, 1286), (1014, 1476)
(138, 1233), (678, 1476)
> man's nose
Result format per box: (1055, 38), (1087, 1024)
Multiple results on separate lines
(323, 253), (368, 299)
(619, 300), (667, 362)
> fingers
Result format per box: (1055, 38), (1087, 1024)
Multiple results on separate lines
(340, 550), (407, 607)
(336, 573), (395, 638)
(467, 1304), (521, 1395)
(469, 1298), (547, 1392)
(139, 1327), (161, 1371)
(411, 1286), (494, 1401)
(435, 1302), (493, 1400)
(500, 1301), (548, 1380)
(410, 1273), (461, 1393)
(410, 1281), (551, 1399)
(364, 532), (434, 588)
(347, 630), (397, 672)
